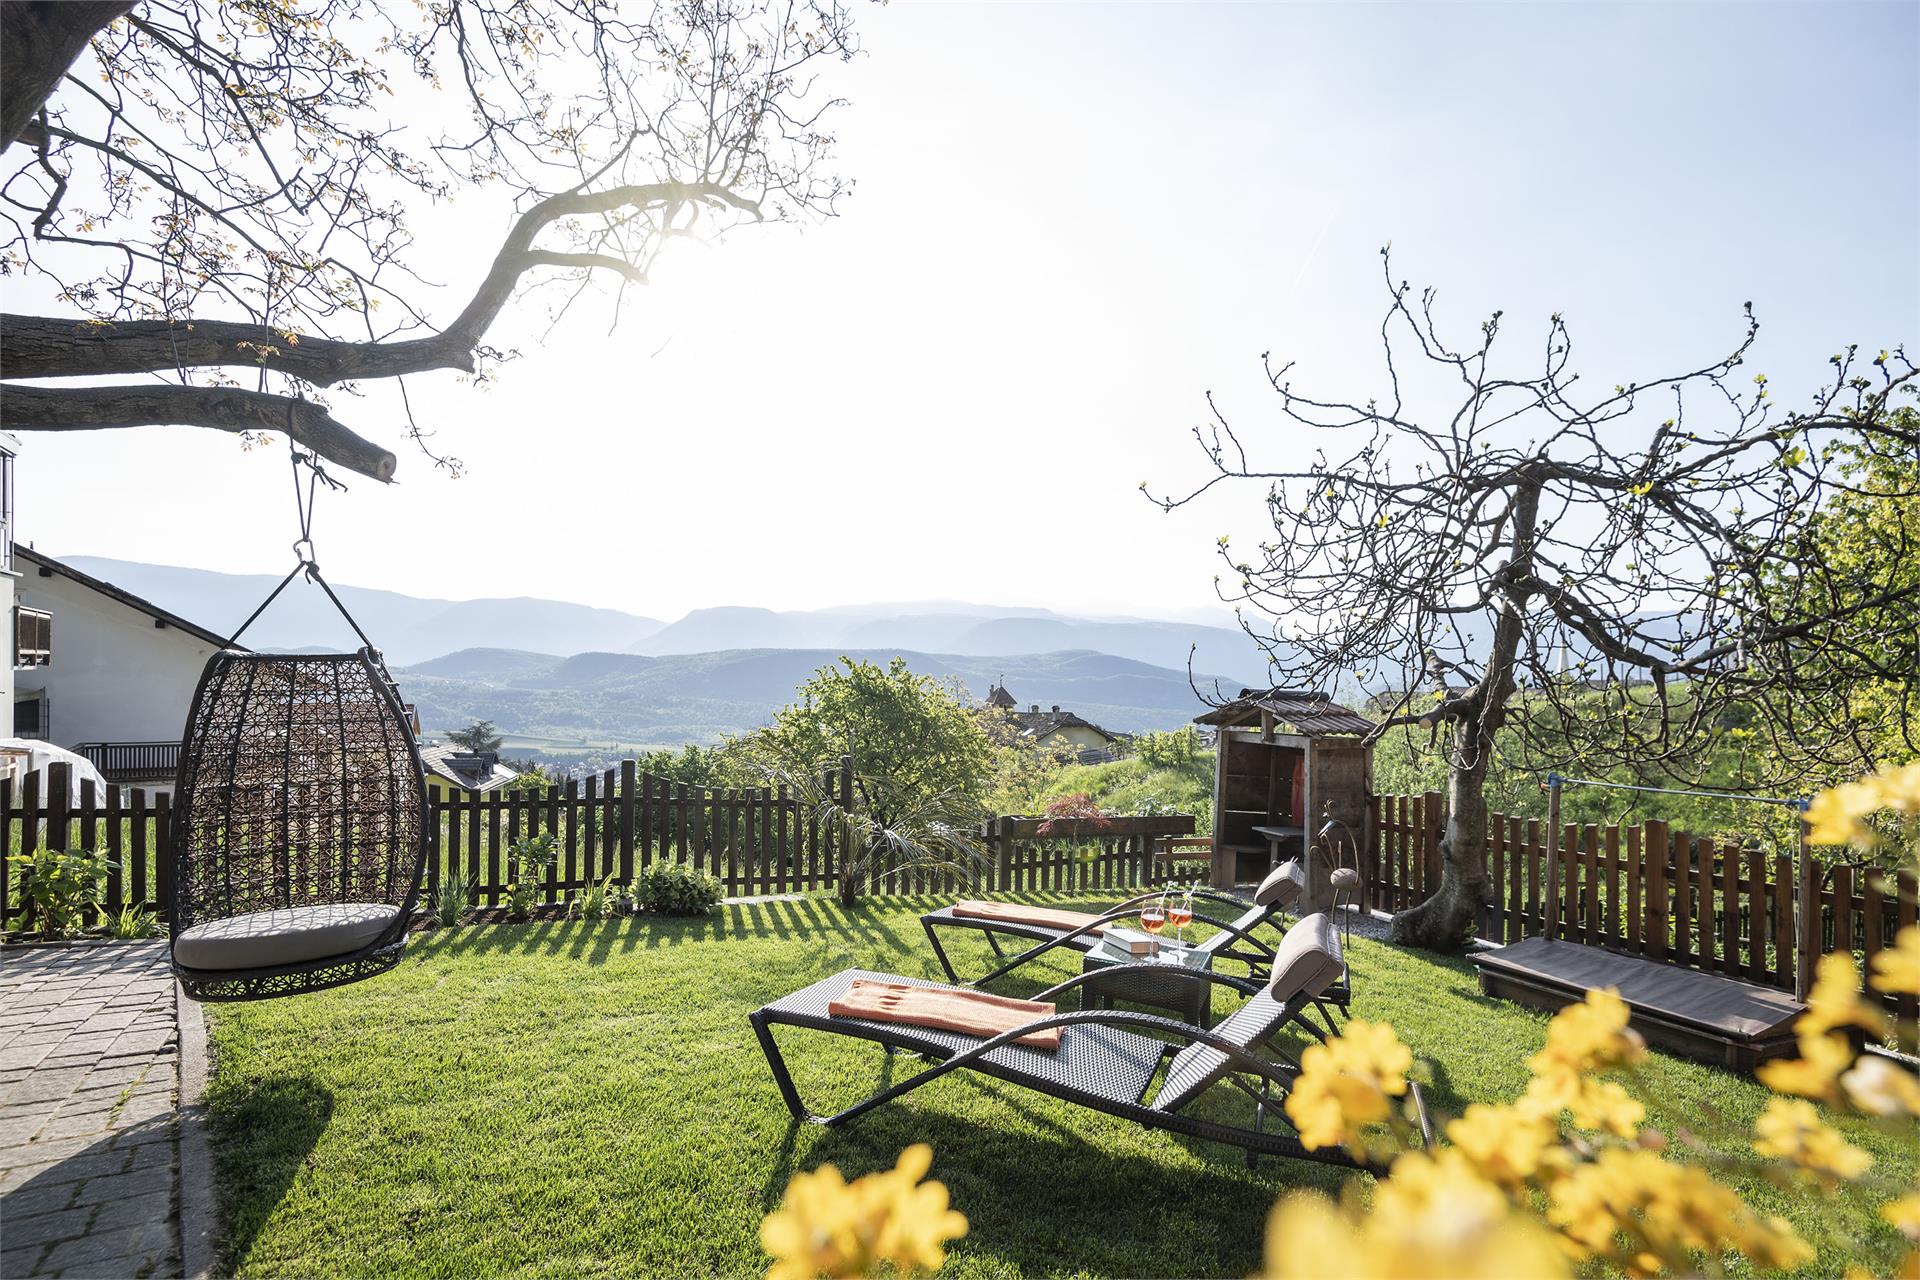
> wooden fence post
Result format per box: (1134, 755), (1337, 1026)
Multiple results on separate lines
(1542, 775), (1563, 942)
(1424, 790), (1444, 905)
(154, 790), (173, 920)
(0, 777), (10, 928)
(1795, 807), (1816, 1001)
(838, 755), (859, 896)
(1644, 819), (1668, 961)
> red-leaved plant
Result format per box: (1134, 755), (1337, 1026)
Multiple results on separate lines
(1035, 794), (1113, 836)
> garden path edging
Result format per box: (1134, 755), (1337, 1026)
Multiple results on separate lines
(174, 979), (220, 1280)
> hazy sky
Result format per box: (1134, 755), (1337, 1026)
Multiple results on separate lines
(15, 2), (1918, 624)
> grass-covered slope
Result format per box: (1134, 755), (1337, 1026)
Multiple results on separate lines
(204, 898), (1910, 1278)
(1014, 753), (1218, 834)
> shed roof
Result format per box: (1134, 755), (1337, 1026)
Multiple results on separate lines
(1192, 687), (1377, 738)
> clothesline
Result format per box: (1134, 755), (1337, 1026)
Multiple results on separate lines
(1544, 773), (1808, 811)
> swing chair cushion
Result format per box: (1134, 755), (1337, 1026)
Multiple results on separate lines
(173, 902), (401, 972)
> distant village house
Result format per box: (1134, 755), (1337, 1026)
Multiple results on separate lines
(420, 743), (522, 802)
(984, 682), (1125, 763)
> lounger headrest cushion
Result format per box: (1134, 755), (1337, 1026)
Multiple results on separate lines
(1254, 859), (1306, 907)
(1267, 913), (1343, 1003)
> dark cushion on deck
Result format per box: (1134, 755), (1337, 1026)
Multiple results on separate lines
(1473, 937), (1803, 1040)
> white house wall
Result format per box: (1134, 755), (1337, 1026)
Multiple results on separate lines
(13, 568), (220, 748)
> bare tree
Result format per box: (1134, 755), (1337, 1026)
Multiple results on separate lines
(0, 0), (859, 480)
(1152, 251), (1920, 950)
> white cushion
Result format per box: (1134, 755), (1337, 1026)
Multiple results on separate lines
(1254, 859), (1306, 907)
(1267, 912), (1344, 1001)
(175, 903), (401, 971)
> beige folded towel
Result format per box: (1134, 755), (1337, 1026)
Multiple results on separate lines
(827, 979), (1061, 1051)
(951, 899), (1110, 936)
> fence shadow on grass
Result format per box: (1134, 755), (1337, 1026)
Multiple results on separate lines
(421, 897), (929, 964)
(205, 1075), (332, 1274)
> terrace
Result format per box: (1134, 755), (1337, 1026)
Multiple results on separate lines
(4, 749), (1916, 1278)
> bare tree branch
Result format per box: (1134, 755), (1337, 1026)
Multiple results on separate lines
(1, 382), (395, 481)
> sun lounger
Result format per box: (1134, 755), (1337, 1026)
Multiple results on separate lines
(751, 913), (1411, 1171)
(919, 861), (1345, 1015)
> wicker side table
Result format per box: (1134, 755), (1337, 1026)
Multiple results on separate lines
(1078, 937), (1214, 1027)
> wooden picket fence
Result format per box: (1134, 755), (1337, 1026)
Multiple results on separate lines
(4, 758), (1195, 930)
(1, 768), (172, 927)
(1368, 793), (1918, 1017)
(979, 815), (1194, 895)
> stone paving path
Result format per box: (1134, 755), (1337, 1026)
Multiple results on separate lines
(1, 942), (181, 1279)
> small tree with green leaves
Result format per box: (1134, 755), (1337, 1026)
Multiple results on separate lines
(746, 658), (997, 806)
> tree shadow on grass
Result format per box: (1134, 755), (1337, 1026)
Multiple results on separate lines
(204, 1074), (333, 1274)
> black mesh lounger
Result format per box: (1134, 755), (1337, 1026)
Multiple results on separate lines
(751, 915), (1413, 1171)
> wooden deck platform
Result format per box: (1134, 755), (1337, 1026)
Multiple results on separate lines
(1473, 936), (1806, 1073)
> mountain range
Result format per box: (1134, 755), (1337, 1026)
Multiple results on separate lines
(63, 556), (1272, 677)
(57, 556), (1272, 748)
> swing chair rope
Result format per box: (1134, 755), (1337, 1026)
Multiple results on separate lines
(1544, 773), (1809, 811)
(224, 392), (379, 654)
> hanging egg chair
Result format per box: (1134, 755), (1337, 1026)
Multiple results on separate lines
(170, 647), (428, 1001)
(168, 441), (427, 1001)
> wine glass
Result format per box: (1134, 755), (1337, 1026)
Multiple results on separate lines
(1168, 886), (1194, 945)
(1140, 893), (1166, 938)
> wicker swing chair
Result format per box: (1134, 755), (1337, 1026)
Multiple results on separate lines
(168, 451), (428, 1002)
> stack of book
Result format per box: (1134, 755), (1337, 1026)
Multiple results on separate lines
(1105, 928), (1161, 958)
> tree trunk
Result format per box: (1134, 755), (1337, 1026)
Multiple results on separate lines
(1390, 748), (1496, 950)
(1, 2), (131, 152)
(1390, 480), (1542, 952)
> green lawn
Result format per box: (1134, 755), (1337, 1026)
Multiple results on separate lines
(204, 896), (1914, 1278)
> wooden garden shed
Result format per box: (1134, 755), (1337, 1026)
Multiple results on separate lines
(1193, 689), (1376, 903)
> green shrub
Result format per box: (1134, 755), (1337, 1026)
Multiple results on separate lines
(576, 873), (616, 921)
(634, 863), (723, 916)
(7, 848), (115, 939)
(435, 868), (470, 927)
(110, 905), (161, 940)
(505, 832), (559, 918)
(1134, 726), (1207, 768)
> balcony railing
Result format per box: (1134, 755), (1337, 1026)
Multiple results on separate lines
(75, 741), (179, 783)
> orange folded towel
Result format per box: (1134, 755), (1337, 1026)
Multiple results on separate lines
(827, 979), (1062, 1051)
(951, 899), (1110, 936)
